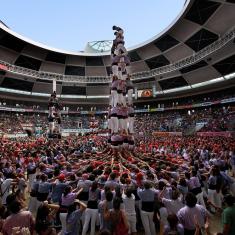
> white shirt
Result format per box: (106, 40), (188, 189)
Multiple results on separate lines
(1, 178), (13, 205)
(122, 193), (136, 215)
(159, 207), (168, 225)
(162, 198), (184, 215)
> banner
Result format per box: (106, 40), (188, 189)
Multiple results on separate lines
(153, 132), (182, 137)
(4, 133), (27, 138)
(150, 108), (164, 112)
(21, 123), (34, 128)
(197, 132), (235, 137)
(62, 128), (98, 133)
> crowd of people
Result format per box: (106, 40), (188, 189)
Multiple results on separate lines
(135, 106), (235, 135)
(0, 133), (234, 235)
(0, 105), (234, 135)
(0, 86), (234, 112)
(0, 82), (234, 234)
(0, 113), (105, 135)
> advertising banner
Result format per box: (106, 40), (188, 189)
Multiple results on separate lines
(153, 132), (182, 137)
(197, 132), (235, 137)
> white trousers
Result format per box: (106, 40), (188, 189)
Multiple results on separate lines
(122, 73), (128, 81)
(126, 65), (131, 74)
(111, 90), (118, 107)
(111, 145), (120, 150)
(82, 208), (99, 235)
(122, 119), (128, 133)
(108, 118), (112, 130)
(129, 144), (134, 150)
(123, 94), (127, 107)
(196, 192), (206, 208)
(118, 93), (126, 106)
(111, 117), (118, 133)
(119, 119), (124, 131)
(202, 187), (208, 198)
(112, 65), (118, 76)
(128, 117), (134, 134)
(208, 189), (222, 209)
(28, 173), (36, 191)
(126, 214), (137, 233)
(127, 89), (133, 105)
(28, 196), (38, 216)
(49, 122), (55, 133)
(80, 201), (88, 226)
(49, 107), (54, 117)
(118, 69), (124, 80)
(60, 213), (68, 235)
(140, 210), (156, 235)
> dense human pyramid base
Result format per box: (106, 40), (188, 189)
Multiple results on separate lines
(0, 133), (234, 235)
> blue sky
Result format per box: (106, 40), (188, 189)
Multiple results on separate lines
(1, 0), (185, 51)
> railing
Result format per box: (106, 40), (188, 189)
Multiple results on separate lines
(132, 27), (235, 80)
(0, 27), (235, 83)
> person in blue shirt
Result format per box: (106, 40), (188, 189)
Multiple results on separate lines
(51, 174), (68, 203)
(137, 181), (157, 235)
(65, 199), (87, 235)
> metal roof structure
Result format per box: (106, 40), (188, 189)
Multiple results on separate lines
(0, 0), (235, 104)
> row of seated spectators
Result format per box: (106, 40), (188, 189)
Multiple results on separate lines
(134, 106), (235, 135)
(0, 114), (106, 134)
(200, 109), (235, 132)
(0, 105), (234, 134)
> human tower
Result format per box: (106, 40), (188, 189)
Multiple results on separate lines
(48, 90), (62, 139)
(108, 26), (135, 151)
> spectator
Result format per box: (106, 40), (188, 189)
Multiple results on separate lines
(65, 199), (87, 235)
(122, 187), (137, 235)
(104, 197), (129, 235)
(2, 200), (35, 235)
(137, 181), (157, 235)
(222, 194), (235, 235)
(177, 192), (208, 235)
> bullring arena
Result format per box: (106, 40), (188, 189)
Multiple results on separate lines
(0, 0), (235, 235)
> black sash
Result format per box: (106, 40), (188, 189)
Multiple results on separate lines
(87, 200), (98, 209)
(208, 184), (216, 190)
(37, 192), (49, 202)
(78, 191), (89, 201)
(141, 201), (154, 212)
(190, 187), (202, 195)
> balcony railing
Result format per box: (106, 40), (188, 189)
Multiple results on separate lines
(0, 27), (234, 83)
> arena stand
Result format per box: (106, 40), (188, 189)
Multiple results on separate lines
(0, 87), (234, 234)
(0, 0), (235, 234)
(0, 89), (234, 137)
